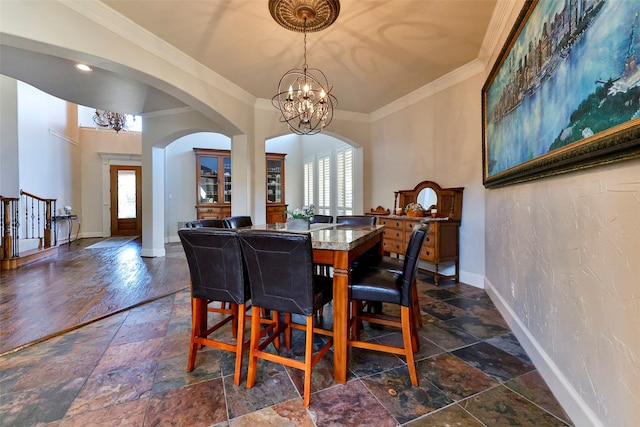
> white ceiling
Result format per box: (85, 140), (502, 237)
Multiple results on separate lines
(1, 0), (498, 116)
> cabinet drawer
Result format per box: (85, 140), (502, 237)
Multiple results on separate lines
(380, 217), (403, 229)
(382, 239), (403, 254)
(383, 228), (403, 240)
(420, 244), (435, 262)
(404, 220), (421, 232)
(405, 228), (435, 247)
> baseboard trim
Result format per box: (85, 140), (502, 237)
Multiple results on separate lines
(140, 247), (166, 258)
(484, 278), (604, 427)
(81, 232), (105, 239)
(460, 270), (484, 289)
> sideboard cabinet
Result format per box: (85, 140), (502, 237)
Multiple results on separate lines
(194, 149), (287, 223)
(381, 180), (463, 285)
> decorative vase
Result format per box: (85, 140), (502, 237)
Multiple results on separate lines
(286, 218), (310, 230)
(406, 209), (426, 218)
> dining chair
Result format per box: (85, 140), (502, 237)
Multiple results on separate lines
(310, 214), (334, 224)
(223, 215), (253, 229)
(348, 223), (430, 386)
(335, 215), (376, 226)
(178, 228), (250, 386)
(237, 229), (334, 407)
(185, 219), (225, 228)
(336, 214), (382, 313)
(365, 245), (424, 327)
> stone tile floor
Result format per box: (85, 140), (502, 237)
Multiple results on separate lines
(0, 275), (573, 426)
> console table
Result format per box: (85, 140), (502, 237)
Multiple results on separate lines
(52, 214), (81, 245)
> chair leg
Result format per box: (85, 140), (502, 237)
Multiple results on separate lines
(401, 306), (418, 386)
(246, 306), (261, 389)
(233, 303), (247, 386)
(303, 315), (314, 407)
(187, 297), (206, 372)
(412, 280), (423, 327)
(229, 302), (238, 339)
(284, 312), (292, 349)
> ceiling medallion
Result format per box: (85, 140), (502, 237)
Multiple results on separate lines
(269, 0), (340, 33)
(269, 0), (340, 135)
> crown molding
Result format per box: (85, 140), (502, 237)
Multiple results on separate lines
(370, 59), (485, 122)
(478, 0), (521, 67)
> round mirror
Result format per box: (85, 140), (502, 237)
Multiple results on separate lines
(416, 187), (437, 210)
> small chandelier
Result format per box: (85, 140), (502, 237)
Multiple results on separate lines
(93, 110), (131, 133)
(269, 0), (339, 135)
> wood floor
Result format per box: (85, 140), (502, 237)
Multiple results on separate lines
(0, 237), (189, 355)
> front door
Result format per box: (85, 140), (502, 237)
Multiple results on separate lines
(110, 165), (142, 236)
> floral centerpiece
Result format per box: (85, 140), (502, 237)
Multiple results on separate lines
(404, 202), (426, 218)
(285, 205), (315, 230)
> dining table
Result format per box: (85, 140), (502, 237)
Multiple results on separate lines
(246, 222), (385, 383)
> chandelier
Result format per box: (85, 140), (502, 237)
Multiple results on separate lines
(93, 110), (131, 133)
(269, 0), (339, 135)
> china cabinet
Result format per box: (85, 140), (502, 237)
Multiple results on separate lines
(194, 149), (287, 223)
(266, 153), (287, 223)
(194, 148), (232, 220)
(380, 180), (463, 284)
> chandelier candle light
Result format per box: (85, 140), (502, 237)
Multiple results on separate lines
(269, 0), (339, 135)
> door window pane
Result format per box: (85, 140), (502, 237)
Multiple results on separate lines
(117, 170), (137, 219)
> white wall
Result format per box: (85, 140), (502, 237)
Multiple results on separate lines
(17, 82), (78, 212)
(0, 76), (19, 195)
(369, 72), (486, 288)
(165, 132), (230, 241)
(485, 160), (640, 427)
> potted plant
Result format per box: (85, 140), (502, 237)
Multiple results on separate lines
(285, 205), (315, 230)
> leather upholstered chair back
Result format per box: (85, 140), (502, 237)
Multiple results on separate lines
(336, 215), (376, 226)
(238, 230), (319, 316)
(310, 214), (333, 224)
(199, 219), (225, 228)
(399, 224), (429, 307)
(223, 215), (253, 229)
(185, 219), (225, 228)
(178, 228), (248, 304)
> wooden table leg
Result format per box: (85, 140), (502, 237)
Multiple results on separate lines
(332, 251), (349, 384)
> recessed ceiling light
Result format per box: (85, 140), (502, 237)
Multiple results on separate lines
(75, 63), (92, 72)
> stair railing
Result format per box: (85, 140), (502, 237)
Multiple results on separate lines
(19, 190), (56, 250)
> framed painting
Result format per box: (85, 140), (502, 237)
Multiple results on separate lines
(482, 0), (640, 188)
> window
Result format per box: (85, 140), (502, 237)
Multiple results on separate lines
(317, 154), (331, 215)
(336, 146), (353, 216)
(304, 159), (314, 208)
(303, 145), (355, 217)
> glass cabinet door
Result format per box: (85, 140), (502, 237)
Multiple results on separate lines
(267, 158), (282, 203)
(199, 155), (219, 204)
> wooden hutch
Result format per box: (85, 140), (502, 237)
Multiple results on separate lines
(194, 149), (287, 223)
(379, 180), (463, 285)
(265, 153), (287, 223)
